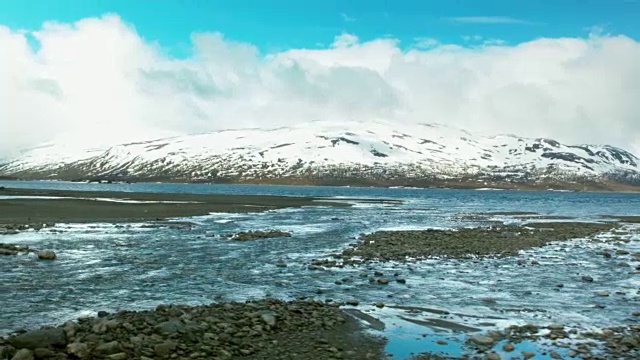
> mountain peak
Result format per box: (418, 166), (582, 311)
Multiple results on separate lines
(1, 121), (638, 190)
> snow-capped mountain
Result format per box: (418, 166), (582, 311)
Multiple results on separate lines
(1, 121), (639, 190)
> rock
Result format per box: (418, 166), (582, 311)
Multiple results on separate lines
(616, 250), (630, 255)
(550, 350), (562, 359)
(502, 343), (515, 352)
(154, 341), (177, 357)
(276, 261), (288, 268)
(548, 324), (564, 330)
(345, 300), (359, 306)
(436, 340), (447, 345)
(621, 336), (638, 348)
(581, 275), (594, 282)
(531, 260), (540, 265)
(33, 348), (55, 358)
(230, 230), (292, 241)
(632, 311), (640, 317)
(522, 351), (535, 359)
(106, 353), (128, 360)
(596, 291), (610, 297)
(91, 319), (119, 334)
(261, 312), (277, 327)
(36, 250), (56, 260)
(396, 278), (406, 284)
(62, 321), (79, 340)
(374, 271), (384, 277)
(10, 328), (67, 350)
(0, 249), (19, 256)
(470, 335), (495, 346)
(11, 349), (34, 360)
(486, 353), (501, 360)
(95, 341), (122, 355)
(97, 310), (109, 318)
(66, 342), (89, 359)
(374, 303), (385, 309)
(0, 346), (16, 359)
(567, 350), (577, 357)
(155, 320), (183, 335)
(377, 278), (389, 285)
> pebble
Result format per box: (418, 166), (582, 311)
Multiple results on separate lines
(582, 275), (594, 282)
(11, 349), (34, 360)
(469, 335), (495, 346)
(106, 353), (128, 360)
(502, 343), (515, 352)
(36, 250), (56, 260)
(66, 342), (89, 359)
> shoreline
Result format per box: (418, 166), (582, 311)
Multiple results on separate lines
(0, 187), (353, 226)
(3, 176), (640, 193)
(0, 299), (386, 360)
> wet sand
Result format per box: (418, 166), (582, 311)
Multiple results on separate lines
(0, 187), (348, 225)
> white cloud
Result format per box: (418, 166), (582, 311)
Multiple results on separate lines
(340, 13), (356, 23)
(413, 37), (440, 49)
(1, 14), (640, 160)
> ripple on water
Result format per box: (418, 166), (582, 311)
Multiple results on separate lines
(2, 185), (640, 358)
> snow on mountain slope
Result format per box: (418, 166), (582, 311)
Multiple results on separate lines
(1, 121), (639, 188)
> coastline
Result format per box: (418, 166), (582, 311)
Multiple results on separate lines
(3, 174), (640, 193)
(0, 187), (351, 226)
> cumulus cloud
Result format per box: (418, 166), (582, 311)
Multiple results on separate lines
(1, 14), (640, 160)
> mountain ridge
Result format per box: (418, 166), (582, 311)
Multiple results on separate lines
(1, 121), (639, 191)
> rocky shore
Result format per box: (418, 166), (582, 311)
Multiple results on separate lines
(308, 222), (618, 267)
(226, 230), (292, 241)
(0, 299), (384, 360)
(444, 322), (640, 360)
(0, 244), (56, 259)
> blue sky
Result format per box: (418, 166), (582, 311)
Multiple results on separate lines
(1, 0), (640, 157)
(1, 0), (639, 54)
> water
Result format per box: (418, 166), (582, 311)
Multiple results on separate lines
(1, 180), (640, 358)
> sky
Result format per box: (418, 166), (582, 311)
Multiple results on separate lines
(1, 0), (640, 159)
